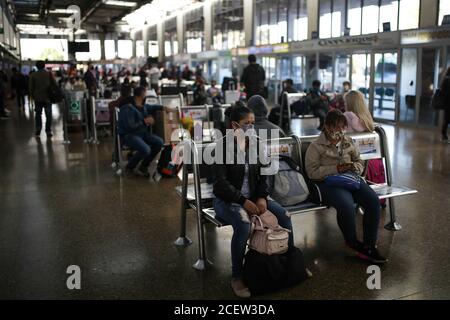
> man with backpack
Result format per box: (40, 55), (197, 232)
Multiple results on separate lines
(29, 61), (57, 138)
(306, 80), (330, 131)
(439, 67), (450, 142)
(240, 55), (266, 99)
(11, 67), (27, 109)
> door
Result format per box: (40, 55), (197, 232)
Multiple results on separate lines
(351, 53), (371, 104)
(399, 48), (418, 124)
(418, 47), (443, 126)
(373, 52), (398, 122)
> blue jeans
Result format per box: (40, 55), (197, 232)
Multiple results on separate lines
(35, 102), (52, 132)
(123, 132), (164, 170)
(316, 180), (381, 247)
(214, 198), (294, 279)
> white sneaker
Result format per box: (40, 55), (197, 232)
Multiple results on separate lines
(231, 279), (251, 298)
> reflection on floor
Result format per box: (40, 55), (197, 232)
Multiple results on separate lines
(0, 101), (449, 300)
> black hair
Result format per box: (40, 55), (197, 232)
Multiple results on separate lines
(324, 109), (348, 128)
(103, 90), (112, 99)
(36, 61), (45, 70)
(343, 81), (351, 86)
(133, 86), (146, 98)
(312, 80), (321, 87)
(248, 54), (257, 63)
(230, 106), (253, 123)
(285, 79), (294, 86)
(120, 84), (132, 98)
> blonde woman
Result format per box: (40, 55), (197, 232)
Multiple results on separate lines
(344, 90), (386, 208)
(343, 90), (375, 133)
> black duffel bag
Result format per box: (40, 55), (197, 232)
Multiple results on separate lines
(243, 246), (309, 295)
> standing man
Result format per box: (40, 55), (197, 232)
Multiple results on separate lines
(84, 62), (98, 98)
(11, 67), (27, 109)
(148, 64), (161, 94)
(29, 61), (56, 137)
(240, 54), (266, 100)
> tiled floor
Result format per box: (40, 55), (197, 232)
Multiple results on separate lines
(0, 101), (449, 299)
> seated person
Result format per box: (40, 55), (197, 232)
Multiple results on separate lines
(117, 86), (165, 178)
(305, 110), (387, 264)
(213, 106), (294, 298)
(193, 77), (208, 105)
(207, 80), (223, 104)
(247, 95), (285, 139)
(109, 85), (132, 127)
(306, 80), (330, 130)
(278, 79), (298, 105)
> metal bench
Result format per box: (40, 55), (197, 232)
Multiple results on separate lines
(174, 127), (418, 270)
(279, 92), (320, 136)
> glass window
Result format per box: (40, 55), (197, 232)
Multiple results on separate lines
(185, 7), (204, 54)
(148, 41), (158, 57)
(379, 0), (398, 32)
(212, 0), (244, 50)
(319, 0), (332, 39)
(348, 0), (362, 36)
(268, 1), (278, 44)
(118, 40), (132, 59)
(136, 40), (144, 57)
(292, 56), (305, 90)
(439, 0), (450, 25)
(164, 18), (178, 56)
(278, 0), (288, 43)
(318, 53), (333, 92)
(334, 55), (350, 92)
(332, 0), (346, 38)
(105, 40), (116, 60)
(20, 38), (68, 60)
(399, 0), (419, 30)
(352, 53), (371, 102)
(362, 0), (379, 34)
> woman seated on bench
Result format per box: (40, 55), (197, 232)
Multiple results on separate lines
(305, 110), (387, 264)
(213, 106), (294, 298)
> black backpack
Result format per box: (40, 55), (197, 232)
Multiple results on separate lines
(157, 145), (181, 177)
(243, 246), (309, 295)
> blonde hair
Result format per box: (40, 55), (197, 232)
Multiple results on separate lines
(344, 90), (375, 132)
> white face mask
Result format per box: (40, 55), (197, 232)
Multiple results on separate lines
(329, 130), (346, 141)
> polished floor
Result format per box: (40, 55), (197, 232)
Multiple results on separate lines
(0, 100), (449, 300)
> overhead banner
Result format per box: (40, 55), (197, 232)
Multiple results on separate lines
(401, 27), (450, 45)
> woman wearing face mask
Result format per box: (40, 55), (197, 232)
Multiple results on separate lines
(305, 110), (387, 264)
(213, 106), (294, 298)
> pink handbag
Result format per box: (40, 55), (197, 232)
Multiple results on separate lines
(248, 211), (290, 255)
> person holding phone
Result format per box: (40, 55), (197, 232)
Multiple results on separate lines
(305, 110), (387, 264)
(213, 106), (294, 298)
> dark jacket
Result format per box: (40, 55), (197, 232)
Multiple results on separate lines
(29, 70), (56, 103)
(117, 102), (163, 136)
(213, 141), (269, 205)
(241, 63), (266, 98)
(442, 76), (450, 109)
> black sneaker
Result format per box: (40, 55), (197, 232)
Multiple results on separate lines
(346, 240), (364, 254)
(35, 130), (41, 137)
(46, 131), (53, 138)
(135, 167), (150, 178)
(356, 246), (388, 264)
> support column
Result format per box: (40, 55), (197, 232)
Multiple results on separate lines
(203, 1), (213, 51)
(157, 22), (165, 62)
(243, 0), (254, 47)
(307, 0), (319, 39)
(420, 0), (439, 28)
(132, 32), (137, 58)
(114, 36), (119, 59)
(143, 26), (149, 58)
(177, 12), (185, 54)
(99, 33), (106, 61)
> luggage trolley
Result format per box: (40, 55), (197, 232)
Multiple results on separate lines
(89, 97), (114, 144)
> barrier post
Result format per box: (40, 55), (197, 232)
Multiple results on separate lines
(174, 160), (193, 247)
(376, 126), (401, 231)
(82, 94), (90, 143)
(91, 96), (100, 144)
(192, 140), (212, 270)
(62, 98), (71, 145)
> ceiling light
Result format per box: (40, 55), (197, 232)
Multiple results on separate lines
(103, 1), (137, 7)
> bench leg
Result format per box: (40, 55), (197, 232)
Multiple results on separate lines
(384, 198), (402, 231)
(174, 165), (192, 247)
(193, 220), (212, 270)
